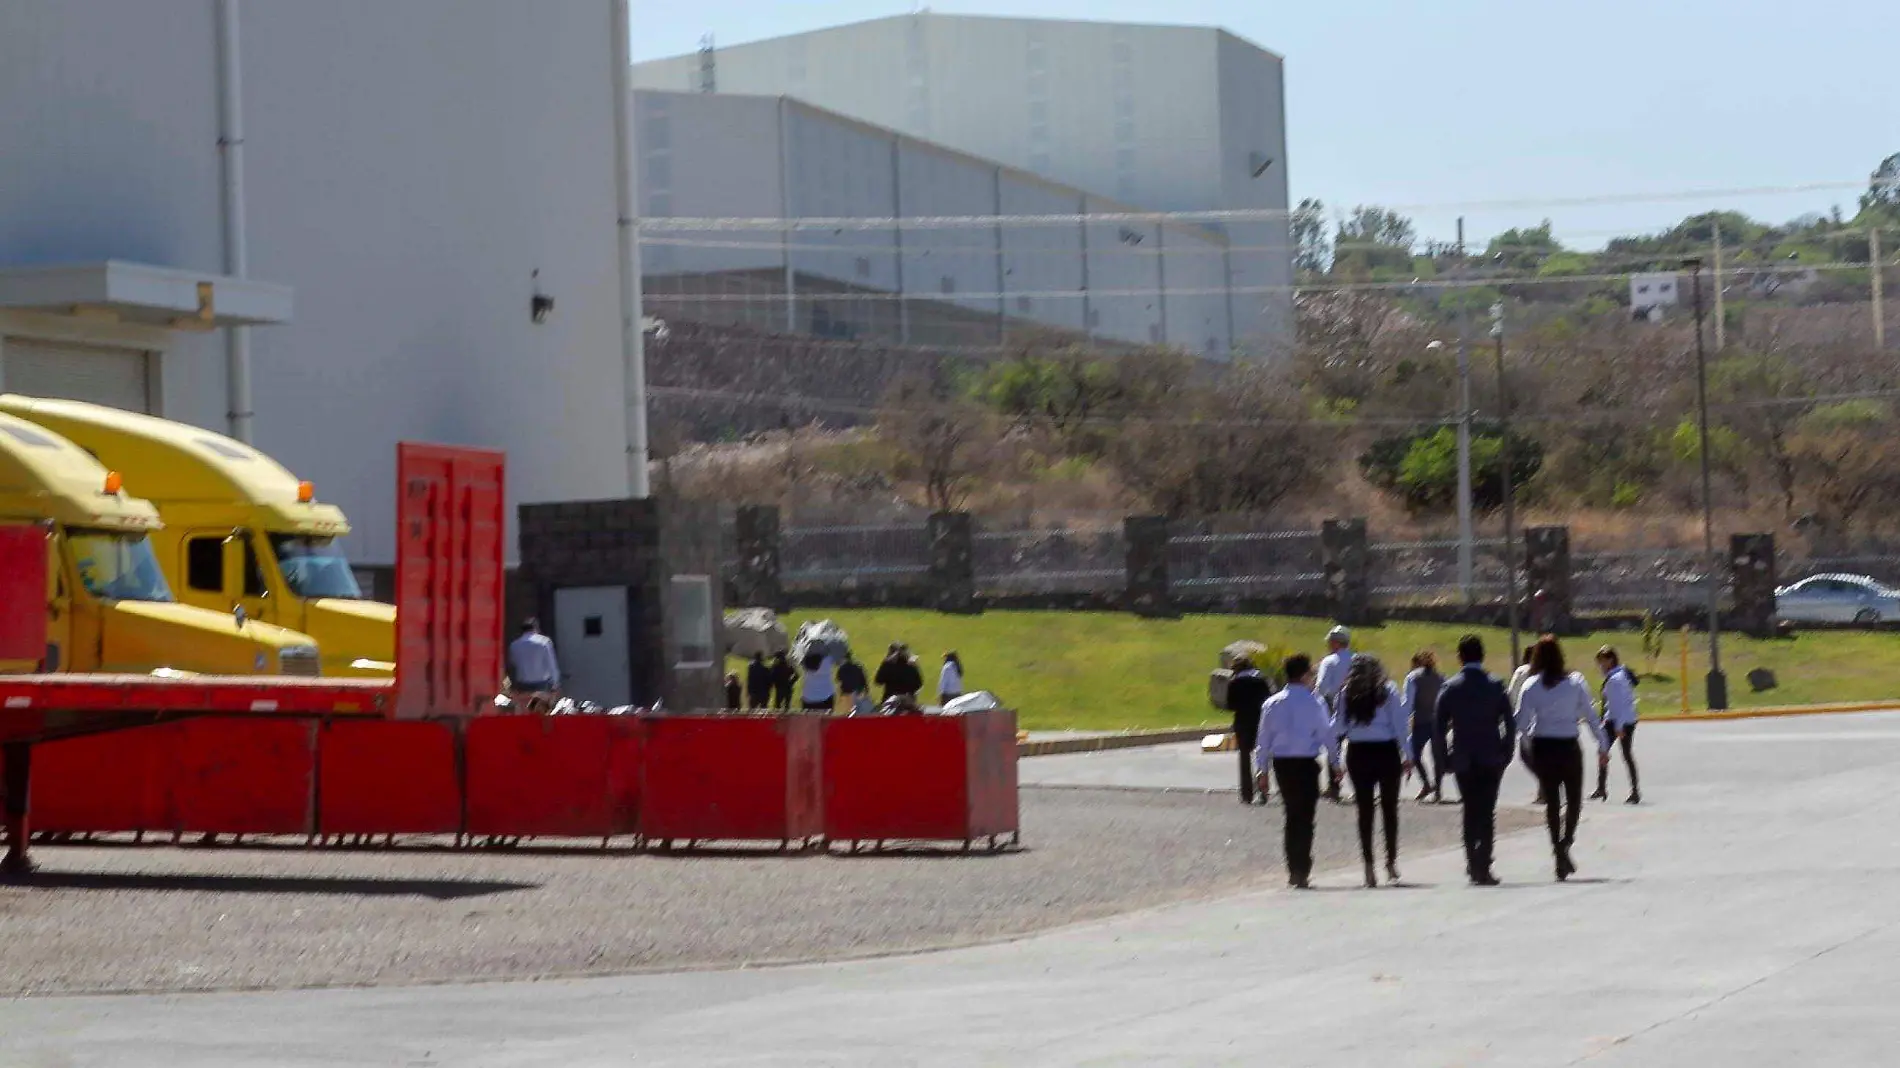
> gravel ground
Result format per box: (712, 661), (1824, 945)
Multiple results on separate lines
(0, 789), (1537, 996)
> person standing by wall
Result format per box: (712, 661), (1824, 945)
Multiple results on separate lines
(1226, 656), (1274, 806)
(1254, 653), (1343, 890)
(1337, 654), (1414, 887)
(508, 618), (560, 702)
(1314, 625), (1354, 802)
(745, 651), (773, 711)
(769, 651), (798, 712)
(1517, 636), (1611, 881)
(1403, 650), (1446, 802)
(836, 652), (872, 717)
(938, 651), (964, 706)
(1593, 645), (1642, 804)
(1439, 634), (1516, 886)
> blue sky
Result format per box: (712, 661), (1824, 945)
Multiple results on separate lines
(630, 0), (1899, 249)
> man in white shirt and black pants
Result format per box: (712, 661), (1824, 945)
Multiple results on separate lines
(1255, 653), (1344, 889)
(507, 618), (561, 704)
(1314, 625), (1354, 802)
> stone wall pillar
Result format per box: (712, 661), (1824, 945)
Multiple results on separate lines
(927, 511), (978, 614)
(1523, 526), (1574, 634)
(1731, 533), (1778, 637)
(1124, 516), (1174, 618)
(1320, 518), (1370, 624)
(732, 504), (783, 611)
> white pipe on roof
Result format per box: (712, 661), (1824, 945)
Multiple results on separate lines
(215, 0), (254, 444)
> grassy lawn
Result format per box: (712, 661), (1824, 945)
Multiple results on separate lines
(747, 609), (1900, 732)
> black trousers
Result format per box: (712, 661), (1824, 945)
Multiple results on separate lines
(1597, 722), (1640, 795)
(1272, 758), (1321, 882)
(1236, 727), (1260, 803)
(1531, 737), (1585, 851)
(1346, 740), (1403, 867)
(1455, 767), (1503, 876)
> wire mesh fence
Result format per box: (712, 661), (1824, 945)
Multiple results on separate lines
(974, 527), (1126, 596)
(1165, 529), (1323, 597)
(781, 523), (931, 592)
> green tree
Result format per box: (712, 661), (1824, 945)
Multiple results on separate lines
(1861, 152), (1900, 217)
(1291, 198), (1331, 276)
(1332, 206), (1416, 277)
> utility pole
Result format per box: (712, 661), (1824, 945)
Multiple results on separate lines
(1874, 226), (1887, 350)
(1686, 257), (1728, 710)
(1455, 217), (1474, 603)
(1492, 302), (1519, 664)
(1712, 219), (1727, 351)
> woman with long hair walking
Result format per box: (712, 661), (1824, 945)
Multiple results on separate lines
(1337, 654), (1413, 887)
(1403, 650), (1446, 802)
(1592, 645), (1642, 804)
(1516, 636), (1611, 881)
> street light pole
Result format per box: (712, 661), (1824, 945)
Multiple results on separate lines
(1492, 302), (1520, 665)
(1455, 218), (1475, 605)
(1685, 258), (1729, 710)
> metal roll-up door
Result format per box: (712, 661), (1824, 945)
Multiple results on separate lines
(3, 339), (153, 414)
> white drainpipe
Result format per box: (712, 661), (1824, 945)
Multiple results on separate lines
(215, 0), (253, 443)
(611, 0), (651, 498)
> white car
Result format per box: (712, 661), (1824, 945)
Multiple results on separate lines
(1774, 573), (1900, 625)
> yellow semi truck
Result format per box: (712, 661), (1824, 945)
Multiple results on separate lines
(0, 410), (322, 676)
(0, 396), (395, 679)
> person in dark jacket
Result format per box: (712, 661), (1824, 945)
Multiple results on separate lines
(745, 652), (773, 711)
(1404, 650), (1447, 802)
(836, 653), (871, 715)
(723, 672), (743, 712)
(1226, 657), (1275, 805)
(1438, 634), (1517, 886)
(769, 651), (798, 712)
(874, 643), (924, 705)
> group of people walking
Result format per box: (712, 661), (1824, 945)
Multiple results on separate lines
(1233, 624), (1643, 889)
(728, 643), (966, 716)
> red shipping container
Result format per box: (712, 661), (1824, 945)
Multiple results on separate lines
(28, 723), (180, 834)
(640, 716), (823, 846)
(464, 715), (643, 839)
(169, 718), (317, 837)
(317, 719), (462, 836)
(822, 710), (1020, 848)
(393, 443), (505, 721)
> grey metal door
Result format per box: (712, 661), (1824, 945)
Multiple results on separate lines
(553, 585), (631, 707)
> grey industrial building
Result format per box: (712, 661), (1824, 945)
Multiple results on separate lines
(635, 90), (1239, 356)
(632, 13), (1294, 350)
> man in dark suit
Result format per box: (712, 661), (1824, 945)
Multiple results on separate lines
(1226, 657), (1275, 805)
(1438, 634), (1517, 886)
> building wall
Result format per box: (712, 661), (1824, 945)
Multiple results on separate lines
(0, 0), (631, 566)
(1215, 32), (1294, 348)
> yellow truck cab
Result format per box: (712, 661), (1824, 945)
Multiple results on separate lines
(0, 396), (395, 679)
(0, 410), (322, 677)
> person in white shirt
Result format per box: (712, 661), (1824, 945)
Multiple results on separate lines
(1507, 646), (1543, 805)
(1254, 653), (1343, 889)
(507, 618), (561, 701)
(1517, 637), (1611, 881)
(1593, 645), (1642, 804)
(1336, 654), (1415, 887)
(798, 648), (839, 713)
(938, 651), (964, 706)
(1314, 625), (1354, 802)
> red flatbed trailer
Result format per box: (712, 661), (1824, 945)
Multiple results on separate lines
(0, 442), (502, 875)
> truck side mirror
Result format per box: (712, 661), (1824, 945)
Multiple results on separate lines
(221, 533), (246, 601)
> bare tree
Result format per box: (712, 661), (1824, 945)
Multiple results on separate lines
(877, 376), (996, 513)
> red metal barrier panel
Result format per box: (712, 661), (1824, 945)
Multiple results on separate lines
(394, 443), (505, 721)
(641, 716), (823, 844)
(822, 711), (1020, 845)
(169, 718), (317, 836)
(317, 719), (462, 836)
(464, 715), (636, 839)
(27, 723), (180, 833)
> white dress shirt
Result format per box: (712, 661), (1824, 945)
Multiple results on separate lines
(1508, 663), (1534, 710)
(801, 656), (840, 703)
(1255, 684), (1343, 768)
(1602, 667), (1639, 727)
(1315, 646), (1352, 711)
(1334, 683), (1414, 762)
(938, 660), (963, 700)
(1518, 672), (1609, 751)
(508, 632), (560, 688)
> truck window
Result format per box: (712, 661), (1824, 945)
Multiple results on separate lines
(68, 529), (174, 603)
(186, 537), (222, 592)
(269, 535), (363, 600)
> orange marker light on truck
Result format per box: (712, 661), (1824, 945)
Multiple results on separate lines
(103, 471), (123, 495)
(297, 480), (315, 503)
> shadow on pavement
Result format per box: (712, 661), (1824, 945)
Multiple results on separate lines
(5, 871), (538, 900)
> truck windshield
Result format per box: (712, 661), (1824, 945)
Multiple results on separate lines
(270, 535), (363, 599)
(69, 529), (175, 603)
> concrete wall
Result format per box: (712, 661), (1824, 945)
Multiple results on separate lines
(1, 1), (631, 566)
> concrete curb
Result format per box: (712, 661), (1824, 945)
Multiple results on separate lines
(1018, 728), (1214, 758)
(1647, 701), (1899, 722)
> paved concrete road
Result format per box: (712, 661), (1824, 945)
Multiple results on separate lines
(8, 712), (1900, 1066)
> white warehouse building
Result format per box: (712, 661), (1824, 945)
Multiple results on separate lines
(636, 90), (1239, 356)
(0, 1), (636, 569)
(632, 13), (1294, 348)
